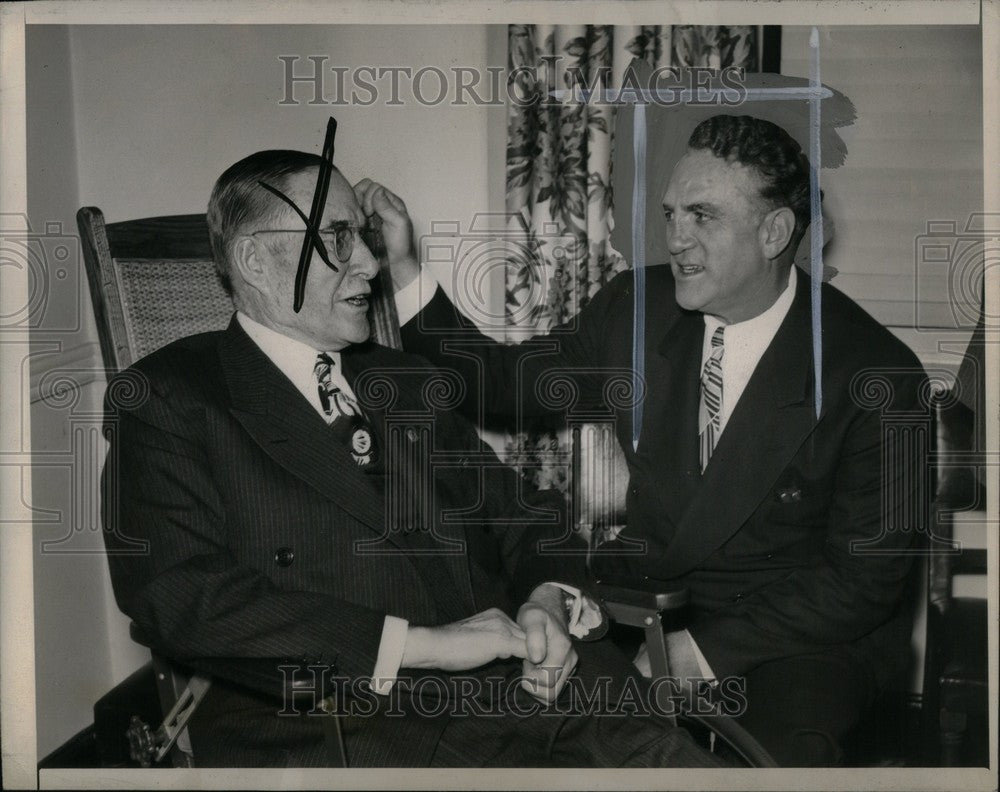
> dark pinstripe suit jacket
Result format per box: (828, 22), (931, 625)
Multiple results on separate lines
(101, 317), (588, 767)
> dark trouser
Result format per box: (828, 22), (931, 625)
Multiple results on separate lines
(190, 639), (722, 768)
(734, 652), (877, 767)
(430, 640), (723, 768)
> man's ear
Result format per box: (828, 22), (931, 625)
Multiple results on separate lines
(232, 235), (266, 291)
(759, 207), (796, 260)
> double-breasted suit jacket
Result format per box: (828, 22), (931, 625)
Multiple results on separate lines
(101, 318), (590, 767)
(401, 266), (929, 691)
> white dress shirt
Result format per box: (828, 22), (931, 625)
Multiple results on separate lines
(700, 266), (797, 436)
(236, 311), (406, 694)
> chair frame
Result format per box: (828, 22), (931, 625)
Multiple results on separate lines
(590, 578), (778, 767)
(572, 422), (777, 767)
(922, 394), (989, 765)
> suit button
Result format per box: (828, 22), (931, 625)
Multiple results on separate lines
(777, 487), (802, 504)
(733, 592), (743, 602)
(766, 553), (774, 560)
(275, 547), (295, 567)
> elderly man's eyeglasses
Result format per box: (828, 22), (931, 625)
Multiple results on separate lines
(250, 225), (362, 268)
(256, 116), (343, 313)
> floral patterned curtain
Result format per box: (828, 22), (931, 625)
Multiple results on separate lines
(502, 24), (759, 492)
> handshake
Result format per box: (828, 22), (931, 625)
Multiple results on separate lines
(401, 583), (588, 704)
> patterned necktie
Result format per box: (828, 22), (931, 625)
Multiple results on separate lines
(314, 353), (377, 466)
(699, 326), (725, 472)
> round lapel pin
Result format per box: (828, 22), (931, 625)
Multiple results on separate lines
(350, 425), (373, 466)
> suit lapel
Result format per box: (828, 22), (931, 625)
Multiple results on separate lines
(644, 309), (705, 528)
(659, 275), (821, 577)
(219, 321), (409, 554)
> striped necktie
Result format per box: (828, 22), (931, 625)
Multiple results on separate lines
(314, 353), (361, 420)
(699, 326), (725, 472)
(314, 353), (376, 466)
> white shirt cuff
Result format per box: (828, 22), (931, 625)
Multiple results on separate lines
(546, 581), (605, 639)
(394, 268), (439, 327)
(370, 615), (409, 695)
(686, 629), (717, 682)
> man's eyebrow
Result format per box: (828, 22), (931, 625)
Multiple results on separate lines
(660, 199), (722, 214)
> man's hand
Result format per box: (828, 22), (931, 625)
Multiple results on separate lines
(516, 584), (579, 704)
(353, 178), (420, 291)
(401, 608), (528, 672)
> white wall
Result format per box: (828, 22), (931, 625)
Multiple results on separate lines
(27, 23), (505, 759)
(782, 25), (983, 373)
(27, 23), (141, 763)
(68, 24), (498, 250)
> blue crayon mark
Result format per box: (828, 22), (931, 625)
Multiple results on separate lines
(617, 60), (834, 442)
(632, 102), (647, 453)
(809, 27), (824, 418)
(554, 86), (834, 104)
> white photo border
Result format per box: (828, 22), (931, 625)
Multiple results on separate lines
(1, 1), (995, 789)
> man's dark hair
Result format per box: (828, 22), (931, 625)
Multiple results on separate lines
(207, 149), (328, 293)
(687, 115), (818, 242)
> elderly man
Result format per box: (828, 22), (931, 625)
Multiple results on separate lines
(382, 115), (929, 766)
(101, 148), (719, 768)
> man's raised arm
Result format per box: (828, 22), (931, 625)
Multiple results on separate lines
(354, 179), (625, 423)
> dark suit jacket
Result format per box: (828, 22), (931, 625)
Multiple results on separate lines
(101, 317), (590, 767)
(401, 266), (929, 690)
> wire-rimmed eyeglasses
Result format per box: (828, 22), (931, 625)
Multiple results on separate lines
(250, 224), (363, 269)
